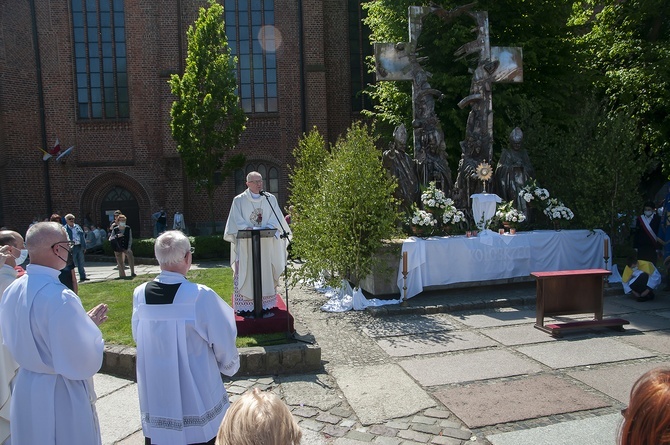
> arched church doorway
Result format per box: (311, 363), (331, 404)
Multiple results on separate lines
(101, 186), (141, 237)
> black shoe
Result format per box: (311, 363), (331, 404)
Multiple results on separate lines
(79, 278), (89, 282)
(131, 273), (137, 278)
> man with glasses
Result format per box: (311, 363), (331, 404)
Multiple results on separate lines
(224, 171), (290, 314)
(0, 222), (108, 445)
(64, 213), (88, 282)
(132, 230), (239, 445)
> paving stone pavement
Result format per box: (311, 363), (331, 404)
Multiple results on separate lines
(90, 260), (670, 445)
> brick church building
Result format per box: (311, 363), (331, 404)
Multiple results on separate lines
(0, 0), (372, 236)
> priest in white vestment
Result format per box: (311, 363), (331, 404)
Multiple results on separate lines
(132, 231), (240, 445)
(223, 171), (291, 313)
(0, 222), (108, 445)
(0, 230), (27, 445)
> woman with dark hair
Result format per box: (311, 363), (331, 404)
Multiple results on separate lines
(634, 201), (662, 263)
(619, 367), (670, 444)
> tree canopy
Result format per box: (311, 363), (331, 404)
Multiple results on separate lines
(362, 0), (670, 235)
(170, 0), (247, 224)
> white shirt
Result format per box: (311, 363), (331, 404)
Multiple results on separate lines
(0, 265), (19, 444)
(0, 264), (104, 445)
(132, 271), (240, 444)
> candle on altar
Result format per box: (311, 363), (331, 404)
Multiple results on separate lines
(402, 251), (408, 274)
(604, 238), (609, 258)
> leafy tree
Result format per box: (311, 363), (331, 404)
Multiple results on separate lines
(570, 0), (670, 177)
(289, 123), (399, 288)
(530, 98), (644, 241)
(169, 0), (247, 230)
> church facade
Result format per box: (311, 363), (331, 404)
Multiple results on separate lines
(0, 0), (372, 236)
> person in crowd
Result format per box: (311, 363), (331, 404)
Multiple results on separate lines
(50, 214), (78, 292)
(619, 367), (670, 445)
(64, 213), (88, 282)
(173, 210), (186, 232)
(634, 201), (662, 263)
(84, 224), (97, 250)
(216, 387), (302, 445)
(622, 254), (662, 302)
(152, 208), (167, 236)
(223, 171), (290, 314)
(95, 224), (108, 245)
(0, 230), (26, 445)
(0, 222), (108, 445)
(132, 230), (239, 445)
(109, 214), (136, 279)
(658, 186), (670, 290)
(109, 209), (122, 232)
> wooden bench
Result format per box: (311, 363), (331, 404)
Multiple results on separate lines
(531, 269), (628, 337)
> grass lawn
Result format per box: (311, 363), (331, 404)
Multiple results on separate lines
(78, 268), (287, 348)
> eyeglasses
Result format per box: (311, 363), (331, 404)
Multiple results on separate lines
(249, 180), (263, 184)
(66, 218), (74, 221)
(52, 241), (75, 251)
(189, 247), (196, 254)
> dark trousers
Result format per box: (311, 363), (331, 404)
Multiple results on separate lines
(630, 272), (650, 293)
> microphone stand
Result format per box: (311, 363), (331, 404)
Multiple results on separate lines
(261, 192), (313, 344)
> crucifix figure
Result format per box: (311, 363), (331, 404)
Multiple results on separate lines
(374, 6), (453, 196)
(374, 4), (523, 210)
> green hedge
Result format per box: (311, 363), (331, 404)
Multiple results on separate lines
(102, 235), (230, 260)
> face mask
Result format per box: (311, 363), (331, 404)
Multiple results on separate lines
(119, 222), (126, 228)
(644, 211), (653, 217)
(14, 249), (28, 265)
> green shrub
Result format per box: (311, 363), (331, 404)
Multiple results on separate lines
(102, 236), (230, 260)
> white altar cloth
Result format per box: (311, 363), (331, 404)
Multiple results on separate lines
(397, 229), (613, 299)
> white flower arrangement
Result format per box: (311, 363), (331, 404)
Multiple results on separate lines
(495, 208), (527, 224)
(543, 198), (574, 221)
(420, 182), (448, 210)
(411, 209), (438, 227)
(519, 179), (550, 204)
(408, 182), (464, 235)
(442, 205), (465, 225)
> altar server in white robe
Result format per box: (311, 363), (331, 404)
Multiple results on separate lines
(0, 222), (108, 445)
(223, 171), (291, 313)
(132, 230), (240, 445)
(0, 230), (27, 445)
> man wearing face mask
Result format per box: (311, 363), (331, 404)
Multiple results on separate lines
(0, 222), (108, 445)
(0, 230), (26, 445)
(109, 214), (135, 279)
(633, 201), (662, 263)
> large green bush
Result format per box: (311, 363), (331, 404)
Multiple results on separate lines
(289, 122), (399, 288)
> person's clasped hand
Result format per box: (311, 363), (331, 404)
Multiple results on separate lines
(87, 303), (109, 326)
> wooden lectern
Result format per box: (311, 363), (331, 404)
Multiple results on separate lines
(237, 228), (277, 318)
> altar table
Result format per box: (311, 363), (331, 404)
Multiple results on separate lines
(397, 229), (613, 299)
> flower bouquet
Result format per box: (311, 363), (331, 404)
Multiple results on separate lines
(543, 198), (574, 226)
(518, 179), (550, 210)
(409, 208), (438, 236)
(408, 182), (464, 236)
(495, 201), (527, 229)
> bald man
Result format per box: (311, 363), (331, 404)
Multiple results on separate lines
(0, 222), (108, 445)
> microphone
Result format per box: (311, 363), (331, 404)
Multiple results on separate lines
(259, 190), (268, 197)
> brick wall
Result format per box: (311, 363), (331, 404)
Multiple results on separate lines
(0, 0), (360, 236)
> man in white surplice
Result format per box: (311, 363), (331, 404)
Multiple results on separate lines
(224, 171), (290, 313)
(132, 230), (239, 445)
(0, 222), (109, 445)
